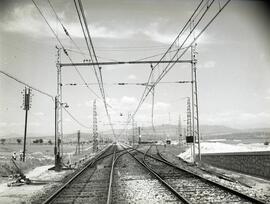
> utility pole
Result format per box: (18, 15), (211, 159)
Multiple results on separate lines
(93, 100), (98, 152)
(21, 87), (32, 162)
(77, 130), (81, 155)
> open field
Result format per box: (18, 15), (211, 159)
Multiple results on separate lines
(0, 143), (95, 183)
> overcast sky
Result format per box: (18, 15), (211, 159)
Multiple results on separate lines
(0, 0), (270, 137)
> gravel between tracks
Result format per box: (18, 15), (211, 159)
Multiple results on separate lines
(112, 151), (183, 204)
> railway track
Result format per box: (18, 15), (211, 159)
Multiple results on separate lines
(112, 145), (184, 203)
(131, 145), (266, 204)
(42, 144), (118, 204)
(41, 143), (266, 203)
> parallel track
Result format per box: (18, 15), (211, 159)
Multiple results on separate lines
(133, 145), (266, 204)
(42, 143), (266, 204)
(42, 144), (118, 204)
(121, 144), (188, 203)
(112, 144), (184, 203)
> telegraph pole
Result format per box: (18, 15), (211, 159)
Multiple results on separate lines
(21, 87), (32, 162)
(77, 130), (81, 154)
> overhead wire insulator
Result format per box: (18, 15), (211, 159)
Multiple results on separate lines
(63, 49), (68, 56)
(62, 25), (69, 36)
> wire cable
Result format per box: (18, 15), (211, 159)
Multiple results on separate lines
(138, 0), (232, 113)
(47, 0), (87, 59)
(75, 0), (116, 137)
(62, 106), (91, 129)
(133, 46), (191, 62)
(0, 69), (91, 130)
(76, 0), (105, 100)
(122, 0), (207, 137)
(0, 69), (54, 101)
(32, 0), (106, 105)
(121, 0), (231, 136)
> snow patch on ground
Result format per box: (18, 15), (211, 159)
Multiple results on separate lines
(179, 142), (270, 162)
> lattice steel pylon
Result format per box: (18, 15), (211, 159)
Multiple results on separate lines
(186, 97), (192, 138)
(191, 44), (201, 161)
(186, 97), (195, 162)
(55, 46), (63, 170)
(150, 64), (156, 134)
(178, 114), (182, 147)
(93, 99), (98, 152)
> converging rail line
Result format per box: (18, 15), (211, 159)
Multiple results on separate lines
(132, 145), (266, 204)
(112, 144), (184, 203)
(42, 143), (266, 204)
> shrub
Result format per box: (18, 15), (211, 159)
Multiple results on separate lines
(0, 138), (6, 145)
(17, 138), (22, 144)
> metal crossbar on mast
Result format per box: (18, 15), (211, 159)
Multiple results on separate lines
(59, 60), (192, 67)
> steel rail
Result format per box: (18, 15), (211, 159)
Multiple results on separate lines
(106, 145), (136, 204)
(126, 146), (191, 203)
(42, 144), (114, 204)
(137, 146), (266, 204)
(106, 145), (117, 204)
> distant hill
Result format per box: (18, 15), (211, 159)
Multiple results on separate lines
(99, 124), (241, 142)
(1, 125), (269, 144)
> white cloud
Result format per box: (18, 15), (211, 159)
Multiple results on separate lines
(93, 95), (172, 129)
(265, 89), (270, 100)
(2, 4), (206, 46)
(29, 122), (41, 127)
(33, 112), (45, 116)
(121, 96), (137, 104)
(144, 29), (174, 44)
(3, 4), (53, 37)
(0, 122), (7, 127)
(155, 102), (170, 110)
(8, 122), (23, 127)
(76, 103), (83, 107)
(63, 118), (71, 122)
(198, 60), (216, 69)
(201, 111), (270, 128)
(127, 74), (137, 80)
(2, 4), (136, 40)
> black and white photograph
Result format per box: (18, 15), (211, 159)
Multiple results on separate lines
(0, 0), (269, 203)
